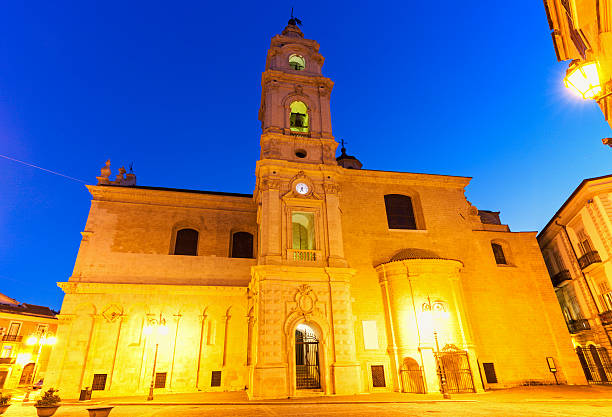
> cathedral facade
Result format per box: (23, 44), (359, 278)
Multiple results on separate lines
(44, 21), (586, 399)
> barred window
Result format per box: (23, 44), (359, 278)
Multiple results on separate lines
(211, 371), (222, 387)
(155, 372), (166, 388)
(491, 243), (507, 265)
(174, 228), (199, 256)
(92, 374), (107, 390)
(371, 365), (386, 387)
(483, 363), (498, 383)
(384, 194), (416, 230)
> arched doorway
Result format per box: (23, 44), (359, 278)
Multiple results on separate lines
(19, 362), (35, 385)
(295, 323), (320, 389)
(400, 357), (426, 393)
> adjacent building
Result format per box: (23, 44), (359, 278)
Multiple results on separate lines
(543, 0), (612, 140)
(0, 293), (57, 389)
(538, 174), (612, 384)
(43, 20), (586, 399)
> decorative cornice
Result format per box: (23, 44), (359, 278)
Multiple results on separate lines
(57, 282), (247, 295)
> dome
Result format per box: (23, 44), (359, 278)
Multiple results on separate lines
(389, 248), (443, 262)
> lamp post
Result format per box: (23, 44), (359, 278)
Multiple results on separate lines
(422, 297), (451, 399)
(143, 314), (168, 401)
(23, 333), (56, 402)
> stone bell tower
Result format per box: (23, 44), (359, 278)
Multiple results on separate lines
(248, 19), (361, 399)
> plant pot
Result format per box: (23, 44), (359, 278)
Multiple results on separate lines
(87, 406), (114, 417)
(35, 405), (60, 417)
(0, 405), (9, 415)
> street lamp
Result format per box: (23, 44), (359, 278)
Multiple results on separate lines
(143, 314), (168, 401)
(422, 297), (451, 399)
(564, 60), (602, 99)
(22, 334), (57, 401)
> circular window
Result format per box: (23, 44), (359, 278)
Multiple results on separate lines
(289, 54), (305, 71)
(295, 149), (307, 158)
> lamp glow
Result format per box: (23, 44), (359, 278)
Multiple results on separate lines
(45, 336), (57, 346)
(26, 336), (38, 346)
(564, 60), (602, 99)
(16, 353), (32, 366)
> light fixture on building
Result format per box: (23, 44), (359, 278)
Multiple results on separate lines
(422, 297), (451, 399)
(26, 335), (57, 346)
(144, 314), (168, 401)
(564, 60), (602, 99)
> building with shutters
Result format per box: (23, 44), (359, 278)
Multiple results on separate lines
(0, 293), (57, 390)
(538, 174), (612, 384)
(43, 20), (586, 399)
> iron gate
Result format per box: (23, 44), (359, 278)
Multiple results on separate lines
(295, 330), (320, 389)
(400, 368), (426, 393)
(576, 346), (612, 384)
(436, 348), (475, 393)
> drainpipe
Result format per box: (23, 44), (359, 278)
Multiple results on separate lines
(555, 220), (612, 348)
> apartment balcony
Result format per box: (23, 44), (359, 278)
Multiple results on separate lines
(567, 318), (591, 334)
(578, 250), (602, 270)
(0, 357), (15, 364)
(2, 334), (22, 342)
(600, 310), (612, 326)
(551, 270), (572, 287)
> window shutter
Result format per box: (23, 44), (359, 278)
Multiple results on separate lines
(384, 195), (416, 230)
(174, 229), (199, 256)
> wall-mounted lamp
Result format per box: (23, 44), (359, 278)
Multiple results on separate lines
(564, 60), (602, 99)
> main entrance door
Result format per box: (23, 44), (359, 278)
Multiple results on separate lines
(295, 324), (320, 389)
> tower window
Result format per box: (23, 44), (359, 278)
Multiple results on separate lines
(174, 228), (199, 256)
(289, 54), (305, 70)
(384, 194), (416, 230)
(290, 101), (309, 133)
(231, 231), (254, 258)
(292, 211), (315, 250)
(491, 243), (507, 265)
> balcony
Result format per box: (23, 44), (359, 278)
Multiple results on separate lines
(2, 334), (22, 342)
(288, 249), (320, 262)
(600, 310), (612, 326)
(551, 270), (572, 287)
(578, 250), (601, 269)
(0, 357), (15, 364)
(567, 318), (591, 334)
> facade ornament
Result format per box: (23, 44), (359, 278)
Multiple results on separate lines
(102, 304), (124, 323)
(324, 183), (339, 194)
(294, 85), (304, 95)
(96, 159), (111, 185)
(294, 284), (316, 314)
(260, 178), (283, 191)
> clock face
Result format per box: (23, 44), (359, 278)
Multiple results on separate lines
(295, 183), (309, 195)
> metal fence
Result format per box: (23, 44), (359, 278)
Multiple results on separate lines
(576, 346), (612, 384)
(400, 368), (426, 394)
(436, 350), (476, 393)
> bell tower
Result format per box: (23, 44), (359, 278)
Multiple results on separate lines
(258, 19), (337, 164)
(248, 19), (361, 399)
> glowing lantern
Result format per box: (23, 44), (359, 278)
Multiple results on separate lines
(564, 60), (602, 99)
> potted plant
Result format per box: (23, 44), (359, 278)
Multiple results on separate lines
(34, 388), (61, 417)
(0, 393), (11, 415)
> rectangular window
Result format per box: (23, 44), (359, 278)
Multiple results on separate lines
(603, 292), (612, 311)
(211, 371), (222, 387)
(155, 372), (167, 388)
(491, 243), (507, 265)
(362, 321), (379, 350)
(92, 374), (107, 390)
(483, 363), (498, 383)
(7, 322), (20, 336)
(292, 212), (315, 250)
(371, 365), (386, 387)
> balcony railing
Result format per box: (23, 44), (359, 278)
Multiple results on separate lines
(2, 334), (22, 342)
(551, 270), (572, 287)
(0, 357), (15, 364)
(600, 310), (612, 326)
(567, 318), (591, 334)
(578, 250), (601, 269)
(288, 249), (320, 262)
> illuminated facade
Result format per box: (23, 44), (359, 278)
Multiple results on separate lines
(543, 0), (612, 139)
(0, 293), (57, 389)
(44, 21), (586, 399)
(538, 174), (612, 383)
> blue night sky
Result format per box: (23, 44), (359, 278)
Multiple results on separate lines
(1, 1), (610, 310)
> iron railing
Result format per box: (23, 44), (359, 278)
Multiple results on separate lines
(576, 346), (612, 384)
(400, 368), (426, 393)
(578, 250), (601, 269)
(0, 357), (15, 364)
(567, 318), (591, 334)
(551, 270), (572, 287)
(288, 249), (319, 262)
(2, 334), (22, 342)
(435, 350), (476, 393)
(600, 310), (612, 326)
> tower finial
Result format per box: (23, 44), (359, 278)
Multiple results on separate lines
(288, 8), (302, 26)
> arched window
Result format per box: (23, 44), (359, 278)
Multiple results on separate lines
(384, 194), (416, 230)
(174, 228), (199, 256)
(491, 243), (507, 265)
(289, 54), (305, 70)
(292, 212), (315, 250)
(290, 101), (309, 133)
(231, 232), (254, 258)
